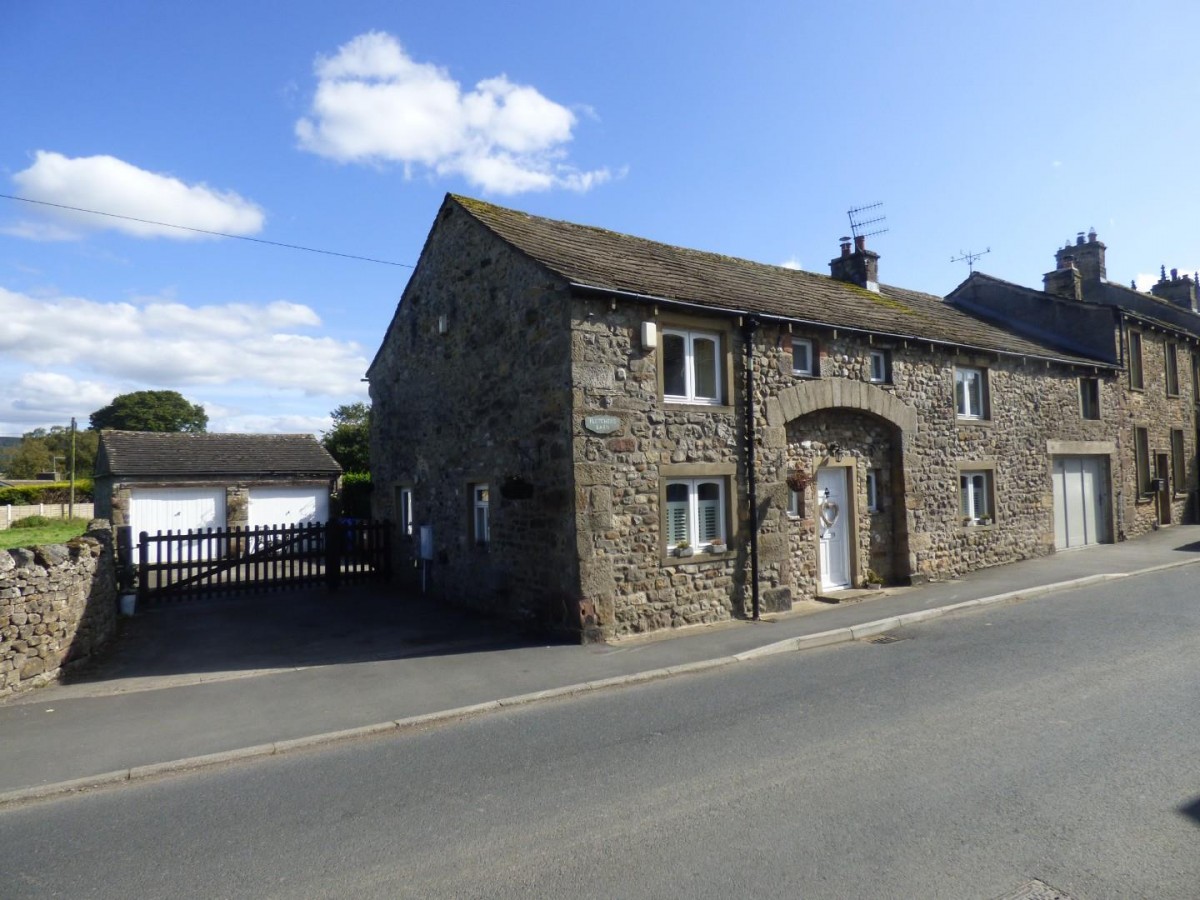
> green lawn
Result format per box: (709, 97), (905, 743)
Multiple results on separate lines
(0, 519), (92, 550)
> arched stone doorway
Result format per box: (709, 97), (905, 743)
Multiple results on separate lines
(764, 378), (917, 599)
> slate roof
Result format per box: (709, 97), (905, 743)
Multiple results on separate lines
(450, 195), (1106, 366)
(97, 432), (342, 478)
(1089, 280), (1200, 338)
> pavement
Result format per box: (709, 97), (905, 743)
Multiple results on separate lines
(3, 524), (1200, 807)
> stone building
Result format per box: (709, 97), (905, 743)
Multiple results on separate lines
(948, 229), (1200, 541)
(369, 196), (1194, 642)
(94, 431), (342, 537)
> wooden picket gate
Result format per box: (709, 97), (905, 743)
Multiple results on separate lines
(131, 520), (391, 604)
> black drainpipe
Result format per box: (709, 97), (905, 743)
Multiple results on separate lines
(741, 317), (761, 620)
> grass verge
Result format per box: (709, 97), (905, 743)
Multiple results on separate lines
(0, 519), (92, 550)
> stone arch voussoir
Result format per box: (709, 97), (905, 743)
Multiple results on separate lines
(766, 377), (918, 433)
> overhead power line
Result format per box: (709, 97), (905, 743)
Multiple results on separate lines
(0, 193), (414, 268)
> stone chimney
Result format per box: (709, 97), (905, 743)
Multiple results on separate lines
(1150, 266), (1198, 312)
(1054, 228), (1106, 284)
(1043, 255), (1083, 302)
(829, 234), (880, 292)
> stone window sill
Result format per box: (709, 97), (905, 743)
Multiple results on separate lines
(661, 550), (734, 566)
(956, 417), (993, 427)
(661, 402), (735, 415)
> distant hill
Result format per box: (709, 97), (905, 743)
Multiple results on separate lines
(0, 437), (20, 448)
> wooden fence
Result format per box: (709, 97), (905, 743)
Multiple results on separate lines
(127, 519), (392, 604)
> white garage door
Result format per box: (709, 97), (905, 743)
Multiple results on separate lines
(129, 487), (226, 563)
(1052, 456), (1108, 550)
(248, 486), (329, 529)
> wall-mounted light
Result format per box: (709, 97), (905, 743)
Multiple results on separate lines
(828, 441), (844, 460)
(641, 321), (657, 349)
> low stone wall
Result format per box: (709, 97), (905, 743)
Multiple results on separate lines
(0, 521), (117, 698)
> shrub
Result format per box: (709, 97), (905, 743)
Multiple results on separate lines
(10, 515), (54, 528)
(336, 472), (372, 518)
(0, 479), (93, 506)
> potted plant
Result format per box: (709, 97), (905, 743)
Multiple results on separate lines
(675, 540), (693, 558)
(862, 568), (883, 590)
(708, 537), (727, 554)
(786, 467), (812, 493)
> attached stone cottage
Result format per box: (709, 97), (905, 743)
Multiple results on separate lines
(949, 229), (1199, 542)
(369, 196), (1186, 641)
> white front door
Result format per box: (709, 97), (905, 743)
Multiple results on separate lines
(1052, 456), (1108, 550)
(816, 467), (851, 590)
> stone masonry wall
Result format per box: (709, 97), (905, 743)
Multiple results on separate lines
(0, 522), (117, 698)
(1117, 328), (1196, 538)
(570, 305), (1133, 639)
(370, 200), (581, 632)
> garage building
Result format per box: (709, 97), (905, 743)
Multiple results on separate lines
(94, 431), (343, 544)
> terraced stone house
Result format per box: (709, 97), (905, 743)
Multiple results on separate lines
(369, 196), (1197, 641)
(948, 230), (1199, 543)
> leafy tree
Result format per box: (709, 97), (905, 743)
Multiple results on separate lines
(89, 390), (208, 433)
(321, 402), (370, 473)
(2, 426), (99, 479)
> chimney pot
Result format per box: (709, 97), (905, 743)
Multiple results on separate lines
(854, 235), (866, 252)
(839, 236), (852, 257)
(1076, 232), (1086, 246)
(1087, 228), (1097, 243)
(1171, 268), (1179, 281)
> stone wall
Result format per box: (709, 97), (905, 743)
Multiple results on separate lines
(369, 199), (581, 632)
(570, 307), (1136, 639)
(0, 522), (117, 697)
(1117, 328), (1196, 538)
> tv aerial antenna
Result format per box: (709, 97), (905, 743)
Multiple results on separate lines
(951, 247), (991, 273)
(847, 202), (889, 240)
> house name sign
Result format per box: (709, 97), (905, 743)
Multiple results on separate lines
(583, 415), (622, 435)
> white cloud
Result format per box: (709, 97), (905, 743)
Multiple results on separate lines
(780, 258), (803, 271)
(296, 32), (612, 195)
(0, 287), (369, 436)
(10, 151), (265, 240)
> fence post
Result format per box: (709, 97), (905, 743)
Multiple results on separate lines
(115, 526), (135, 593)
(381, 519), (393, 581)
(137, 531), (149, 605)
(325, 520), (342, 591)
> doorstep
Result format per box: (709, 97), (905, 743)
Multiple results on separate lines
(815, 586), (890, 604)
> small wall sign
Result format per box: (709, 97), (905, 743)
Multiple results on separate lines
(583, 415), (622, 435)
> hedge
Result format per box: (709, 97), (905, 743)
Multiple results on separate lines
(0, 479), (94, 506)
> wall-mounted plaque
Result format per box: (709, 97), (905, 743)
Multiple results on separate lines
(583, 415), (622, 435)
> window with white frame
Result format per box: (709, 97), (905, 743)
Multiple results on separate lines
(470, 483), (489, 545)
(866, 468), (881, 512)
(665, 478), (725, 550)
(959, 470), (993, 525)
(792, 337), (815, 376)
(397, 486), (414, 536)
(955, 366), (989, 419)
(662, 328), (722, 404)
(869, 350), (890, 384)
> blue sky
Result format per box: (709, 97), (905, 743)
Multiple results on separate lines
(2, 0), (1197, 437)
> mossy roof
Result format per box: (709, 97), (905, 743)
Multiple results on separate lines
(450, 195), (1105, 365)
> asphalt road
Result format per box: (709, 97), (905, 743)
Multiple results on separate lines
(3, 566), (1199, 898)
